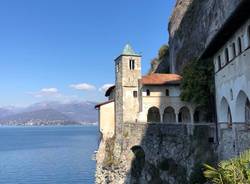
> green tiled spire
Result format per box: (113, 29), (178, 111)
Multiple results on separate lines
(122, 44), (140, 56)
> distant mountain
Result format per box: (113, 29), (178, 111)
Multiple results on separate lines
(0, 101), (98, 126)
(0, 109), (78, 126)
(0, 108), (13, 118)
(26, 101), (98, 123)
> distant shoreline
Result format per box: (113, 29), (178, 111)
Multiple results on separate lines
(0, 123), (98, 127)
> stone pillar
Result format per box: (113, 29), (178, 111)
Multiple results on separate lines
(176, 113), (179, 123)
(190, 109), (194, 124)
(160, 111), (163, 123)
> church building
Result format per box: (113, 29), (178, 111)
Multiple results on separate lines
(96, 44), (201, 139)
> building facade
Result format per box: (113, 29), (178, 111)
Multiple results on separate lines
(201, 1), (250, 158)
(96, 44), (204, 139)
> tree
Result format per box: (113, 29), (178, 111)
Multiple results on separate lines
(204, 150), (250, 184)
(148, 45), (170, 74)
(180, 59), (215, 121)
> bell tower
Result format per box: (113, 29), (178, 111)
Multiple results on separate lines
(114, 44), (142, 135)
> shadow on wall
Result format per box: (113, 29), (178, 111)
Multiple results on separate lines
(123, 122), (218, 184)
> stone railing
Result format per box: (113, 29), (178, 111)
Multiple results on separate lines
(123, 122), (217, 142)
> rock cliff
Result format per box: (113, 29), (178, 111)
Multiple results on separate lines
(168, 0), (243, 73)
(96, 123), (217, 184)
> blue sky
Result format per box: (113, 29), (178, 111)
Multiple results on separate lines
(0, 0), (175, 107)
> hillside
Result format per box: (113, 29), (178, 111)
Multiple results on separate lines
(0, 101), (98, 125)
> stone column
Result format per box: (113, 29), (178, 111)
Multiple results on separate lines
(176, 113), (179, 123)
(160, 111), (163, 123)
(190, 109), (194, 124)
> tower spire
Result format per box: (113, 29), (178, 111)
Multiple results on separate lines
(122, 44), (140, 56)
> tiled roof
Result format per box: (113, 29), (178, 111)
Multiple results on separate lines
(105, 85), (115, 97)
(140, 73), (182, 85)
(95, 100), (114, 109)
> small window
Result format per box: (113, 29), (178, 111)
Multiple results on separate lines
(230, 89), (233, 101)
(146, 89), (150, 96)
(225, 48), (229, 63)
(248, 26), (250, 47)
(218, 55), (221, 70)
(166, 89), (169, 96)
(238, 37), (242, 54)
(129, 60), (135, 70)
(133, 91), (138, 98)
(232, 42), (236, 58)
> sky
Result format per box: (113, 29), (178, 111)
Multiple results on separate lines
(0, 0), (175, 107)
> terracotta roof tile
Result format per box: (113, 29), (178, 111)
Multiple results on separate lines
(140, 73), (182, 85)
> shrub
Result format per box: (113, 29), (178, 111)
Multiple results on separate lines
(180, 59), (215, 121)
(204, 150), (250, 184)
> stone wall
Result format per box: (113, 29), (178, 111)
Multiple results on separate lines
(96, 123), (217, 184)
(99, 102), (115, 139)
(219, 123), (250, 160)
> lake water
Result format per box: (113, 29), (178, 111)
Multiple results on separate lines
(0, 126), (98, 184)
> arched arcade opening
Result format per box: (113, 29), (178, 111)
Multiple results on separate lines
(147, 107), (161, 123)
(163, 107), (176, 123)
(220, 97), (232, 127)
(235, 91), (250, 124)
(178, 106), (191, 123)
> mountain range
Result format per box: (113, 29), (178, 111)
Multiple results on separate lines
(0, 101), (98, 126)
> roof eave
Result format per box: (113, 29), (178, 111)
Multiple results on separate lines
(114, 54), (142, 61)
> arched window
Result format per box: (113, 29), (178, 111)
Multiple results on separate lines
(129, 59), (135, 70)
(163, 107), (175, 123)
(238, 37), (242, 54)
(147, 107), (160, 122)
(225, 48), (229, 63)
(178, 107), (191, 123)
(232, 42), (236, 58)
(166, 89), (169, 96)
(146, 89), (150, 96)
(245, 98), (250, 126)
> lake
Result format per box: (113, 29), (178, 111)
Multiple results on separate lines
(0, 126), (98, 184)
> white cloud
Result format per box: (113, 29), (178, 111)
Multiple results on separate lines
(70, 83), (96, 91)
(99, 84), (114, 93)
(28, 88), (80, 102)
(30, 88), (61, 98)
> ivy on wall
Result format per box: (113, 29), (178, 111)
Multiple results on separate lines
(180, 58), (215, 120)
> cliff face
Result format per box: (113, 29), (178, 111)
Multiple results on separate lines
(96, 123), (217, 184)
(168, 0), (243, 73)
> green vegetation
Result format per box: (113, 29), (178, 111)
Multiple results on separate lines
(148, 44), (170, 74)
(204, 150), (250, 184)
(180, 59), (215, 121)
(103, 137), (119, 167)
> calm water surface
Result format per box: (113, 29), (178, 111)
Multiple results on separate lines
(0, 126), (98, 184)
